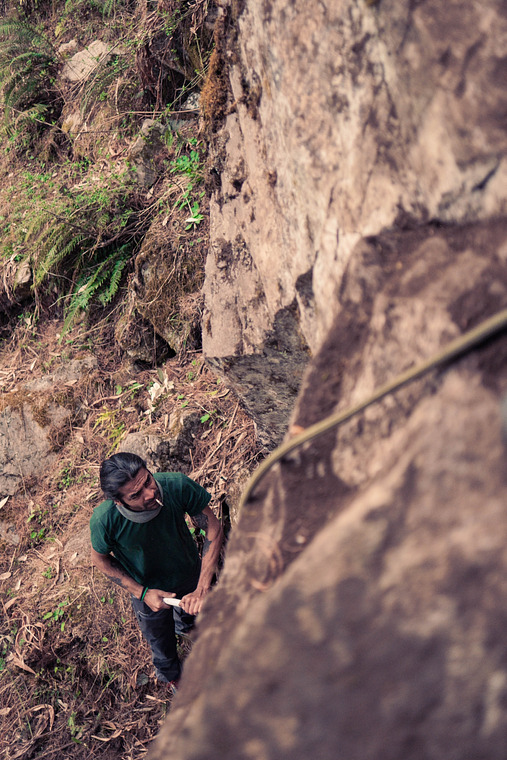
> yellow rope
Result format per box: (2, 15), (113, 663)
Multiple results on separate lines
(239, 307), (507, 510)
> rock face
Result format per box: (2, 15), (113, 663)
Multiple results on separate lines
(119, 409), (202, 472)
(0, 395), (71, 496)
(152, 223), (507, 760)
(0, 358), (96, 496)
(202, 0), (507, 446)
(149, 0), (507, 758)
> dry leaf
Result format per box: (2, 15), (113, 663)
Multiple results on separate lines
(12, 654), (36, 675)
(0, 571), (12, 581)
(31, 704), (55, 730)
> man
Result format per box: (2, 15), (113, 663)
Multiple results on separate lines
(90, 452), (223, 690)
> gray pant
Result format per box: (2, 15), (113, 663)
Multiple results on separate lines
(131, 596), (195, 682)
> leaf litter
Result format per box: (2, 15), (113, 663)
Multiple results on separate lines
(0, 314), (263, 760)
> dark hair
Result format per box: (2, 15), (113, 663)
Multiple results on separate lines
(99, 452), (147, 500)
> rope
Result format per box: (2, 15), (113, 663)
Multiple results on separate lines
(239, 307), (507, 510)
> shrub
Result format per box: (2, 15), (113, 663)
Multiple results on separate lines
(0, 18), (62, 148)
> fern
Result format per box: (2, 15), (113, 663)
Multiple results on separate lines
(61, 256), (116, 337)
(38, 232), (87, 285)
(14, 102), (48, 128)
(98, 246), (131, 305)
(33, 227), (78, 285)
(0, 18), (60, 142)
(0, 20), (53, 48)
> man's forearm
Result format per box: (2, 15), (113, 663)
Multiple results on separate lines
(91, 551), (143, 599)
(192, 508), (224, 592)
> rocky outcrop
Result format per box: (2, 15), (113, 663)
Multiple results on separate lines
(0, 357), (96, 496)
(149, 0), (507, 758)
(119, 408), (202, 472)
(151, 220), (507, 760)
(202, 0), (507, 446)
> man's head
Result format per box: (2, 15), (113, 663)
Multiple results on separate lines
(99, 453), (161, 512)
(100, 452), (146, 499)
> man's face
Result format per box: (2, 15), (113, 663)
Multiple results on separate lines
(117, 468), (160, 512)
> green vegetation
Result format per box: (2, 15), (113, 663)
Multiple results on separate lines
(42, 599), (69, 630)
(0, 0), (214, 344)
(0, 19), (61, 149)
(0, 1), (242, 758)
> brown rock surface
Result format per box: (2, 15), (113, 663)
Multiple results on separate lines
(151, 220), (507, 760)
(149, 0), (507, 756)
(0, 358), (96, 496)
(202, 0), (507, 444)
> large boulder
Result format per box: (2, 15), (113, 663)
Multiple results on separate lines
(148, 0), (507, 757)
(0, 357), (96, 496)
(202, 0), (507, 445)
(150, 219), (507, 760)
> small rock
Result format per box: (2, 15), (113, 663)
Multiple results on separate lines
(61, 41), (112, 83)
(58, 39), (78, 57)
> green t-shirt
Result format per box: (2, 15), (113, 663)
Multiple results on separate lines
(89, 472), (211, 594)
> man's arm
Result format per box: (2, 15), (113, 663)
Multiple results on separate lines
(90, 548), (175, 612)
(180, 505), (224, 616)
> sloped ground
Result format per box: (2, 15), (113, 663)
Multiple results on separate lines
(0, 0), (266, 760)
(0, 313), (260, 759)
(0, 2), (258, 754)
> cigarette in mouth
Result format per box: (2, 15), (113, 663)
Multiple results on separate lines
(155, 498), (163, 507)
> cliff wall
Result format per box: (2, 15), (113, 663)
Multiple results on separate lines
(202, 0), (507, 445)
(150, 0), (507, 757)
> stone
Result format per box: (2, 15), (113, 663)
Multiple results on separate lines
(61, 111), (84, 136)
(0, 399), (71, 496)
(148, 0), (507, 756)
(61, 41), (113, 83)
(57, 39), (78, 57)
(13, 261), (32, 301)
(114, 301), (172, 365)
(119, 409), (201, 473)
(0, 258), (33, 311)
(128, 119), (168, 188)
(202, 0), (507, 447)
(26, 356), (97, 392)
(0, 357), (97, 496)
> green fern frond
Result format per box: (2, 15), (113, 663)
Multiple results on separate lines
(33, 227), (74, 284)
(9, 50), (52, 67)
(60, 263), (110, 336)
(0, 21), (55, 52)
(1, 70), (25, 101)
(25, 209), (51, 240)
(45, 232), (86, 274)
(36, 237), (83, 283)
(98, 249), (131, 305)
(0, 18), (59, 142)
(13, 102), (47, 127)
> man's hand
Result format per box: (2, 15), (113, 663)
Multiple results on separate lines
(180, 587), (208, 616)
(179, 505), (224, 616)
(143, 589), (176, 612)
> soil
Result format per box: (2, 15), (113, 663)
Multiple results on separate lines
(0, 312), (261, 760)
